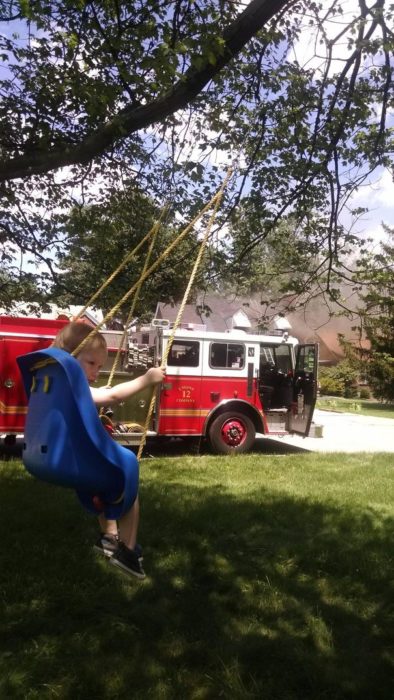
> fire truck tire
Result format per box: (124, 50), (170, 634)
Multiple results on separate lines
(209, 411), (256, 454)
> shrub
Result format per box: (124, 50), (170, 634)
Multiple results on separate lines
(344, 384), (358, 398)
(319, 372), (344, 396)
(365, 353), (394, 402)
(359, 387), (371, 399)
(319, 360), (359, 398)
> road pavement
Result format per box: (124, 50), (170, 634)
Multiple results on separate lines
(262, 408), (394, 453)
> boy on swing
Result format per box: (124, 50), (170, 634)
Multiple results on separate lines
(53, 321), (164, 579)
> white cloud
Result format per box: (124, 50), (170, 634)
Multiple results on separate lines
(372, 169), (394, 208)
(343, 167), (394, 242)
(350, 168), (394, 216)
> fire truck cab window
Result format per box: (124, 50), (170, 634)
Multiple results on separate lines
(260, 347), (275, 366)
(167, 340), (200, 367)
(260, 344), (292, 373)
(275, 345), (293, 373)
(210, 342), (245, 369)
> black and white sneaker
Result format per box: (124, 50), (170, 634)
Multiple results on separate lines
(93, 533), (119, 558)
(134, 543), (143, 562)
(110, 542), (146, 579)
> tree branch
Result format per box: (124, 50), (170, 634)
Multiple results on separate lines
(0, 0), (293, 182)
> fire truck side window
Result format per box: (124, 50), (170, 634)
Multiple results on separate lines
(167, 340), (200, 367)
(210, 342), (245, 369)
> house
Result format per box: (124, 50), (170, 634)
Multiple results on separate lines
(154, 292), (369, 366)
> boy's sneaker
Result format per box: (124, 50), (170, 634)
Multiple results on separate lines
(134, 543), (143, 561)
(93, 533), (119, 558)
(110, 542), (146, 579)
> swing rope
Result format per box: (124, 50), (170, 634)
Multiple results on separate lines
(73, 203), (170, 325)
(136, 165), (233, 460)
(104, 208), (163, 391)
(70, 178), (230, 359)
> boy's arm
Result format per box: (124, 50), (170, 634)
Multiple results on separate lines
(90, 367), (165, 405)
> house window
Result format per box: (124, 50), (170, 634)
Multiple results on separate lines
(210, 342), (245, 369)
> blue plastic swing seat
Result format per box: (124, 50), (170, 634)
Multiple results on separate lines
(17, 347), (139, 520)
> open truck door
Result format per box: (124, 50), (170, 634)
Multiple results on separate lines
(288, 343), (319, 437)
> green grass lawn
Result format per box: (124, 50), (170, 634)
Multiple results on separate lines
(1, 453), (394, 699)
(317, 397), (394, 419)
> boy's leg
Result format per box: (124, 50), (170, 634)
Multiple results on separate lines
(98, 514), (118, 537)
(111, 496), (145, 579)
(118, 495), (140, 550)
(94, 515), (119, 557)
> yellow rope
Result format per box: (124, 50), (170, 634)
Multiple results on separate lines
(136, 165), (233, 460)
(104, 212), (163, 389)
(73, 204), (170, 324)
(71, 183), (226, 358)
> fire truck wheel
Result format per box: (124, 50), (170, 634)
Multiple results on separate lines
(209, 411), (256, 454)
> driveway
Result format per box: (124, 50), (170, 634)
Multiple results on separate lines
(263, 409), (394, 453)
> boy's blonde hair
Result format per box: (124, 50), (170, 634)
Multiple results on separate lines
(53, 321), (108, 356)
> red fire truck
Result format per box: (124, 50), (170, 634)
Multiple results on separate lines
(0, 315), (318, 454)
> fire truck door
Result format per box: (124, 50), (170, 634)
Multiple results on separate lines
(158, 339), (203, 435)
(288, 343), (319, 437)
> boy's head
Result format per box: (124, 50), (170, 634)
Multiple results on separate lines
(53, 321), (107, 355)
(53, 321), (108, 383)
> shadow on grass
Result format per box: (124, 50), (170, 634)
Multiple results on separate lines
(1, 461), (393, 699)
